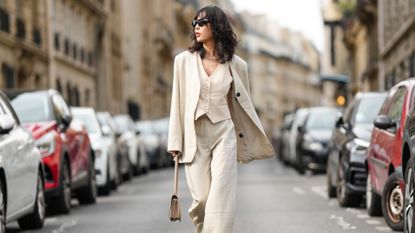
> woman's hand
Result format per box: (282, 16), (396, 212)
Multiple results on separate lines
(169, 151), (181, 159)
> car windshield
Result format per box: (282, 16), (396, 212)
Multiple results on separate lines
(136, 121), (154, 135)
(305, 110), (338, 130)
(354, 95), (386, 125)
(73, 112), (100, 134)
(10, 92), (54, 123)
(114, 116), (134, 133)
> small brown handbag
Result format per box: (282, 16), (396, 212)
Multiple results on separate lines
(169, 154), (181, 221)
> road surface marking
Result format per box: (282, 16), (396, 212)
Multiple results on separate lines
(357, 214), (370, 219)
(366, 219), (381, 225)
(330, 214), (357, 230)
(51, 220), (77, 233)
(311, 186), (328, 199)
(293, 187), (305, 195)
(375, 226), (393, 232)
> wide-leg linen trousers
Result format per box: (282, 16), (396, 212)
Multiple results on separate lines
(185, 115), (237, 233)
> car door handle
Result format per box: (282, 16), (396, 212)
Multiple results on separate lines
(17, 145), (24, 150)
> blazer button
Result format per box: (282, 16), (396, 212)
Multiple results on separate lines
(239, 133), (244, 138)
(236, 92), (241, 97)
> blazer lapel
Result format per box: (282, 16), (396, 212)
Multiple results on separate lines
(229, 63), (264, 132)
(188, 52), (200, 117)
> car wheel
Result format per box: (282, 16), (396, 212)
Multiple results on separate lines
(77, 156), (97, 204)
(336, 156), (362, 207)
(123, 158), (133, 181)
(99, 164), (111, 196)
(18, 172), (45, 229)
(49, 159), (71, 214)
(0, 178), (6, 233)
(382, 172), (404, 230)
(366, 173), (382, 216)
(405, 158), (415, 233)
(327, 160), (336, 198)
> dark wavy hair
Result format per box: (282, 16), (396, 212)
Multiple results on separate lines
(188, 6), (237, 64)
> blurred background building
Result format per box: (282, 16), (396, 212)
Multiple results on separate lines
(0, 0), (413, 139)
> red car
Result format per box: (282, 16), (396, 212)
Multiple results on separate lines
(366, 80), (415, 230)
(8, 89), (97, 214)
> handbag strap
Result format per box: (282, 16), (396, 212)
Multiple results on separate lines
(173, 156), (179, 195)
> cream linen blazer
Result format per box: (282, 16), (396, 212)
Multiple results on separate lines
(167, 51), (275, 163)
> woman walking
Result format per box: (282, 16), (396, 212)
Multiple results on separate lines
(167, 5), (274, 233)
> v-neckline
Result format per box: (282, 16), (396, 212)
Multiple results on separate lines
(198, 54), (221, 78)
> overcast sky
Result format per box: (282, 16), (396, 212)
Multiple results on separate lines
(231, 0), (324, 52)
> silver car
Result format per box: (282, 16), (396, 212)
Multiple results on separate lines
(0, 92), (45, 231)
(113, 115), (149, 176)
(72, 107), (118, 195)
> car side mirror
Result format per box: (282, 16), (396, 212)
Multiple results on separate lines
(0, 115), (15, 134)
(335, 116), (344, 128)
(374, 115), (396, 130)
(297, 126), (305, 133)
(101, 125), (111, 137)
(136, 130), (141, 136)
(62, 114), (73, 127)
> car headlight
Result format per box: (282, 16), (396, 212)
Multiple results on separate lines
(36, 132), (56, 157)
(353, 138), (369, 152)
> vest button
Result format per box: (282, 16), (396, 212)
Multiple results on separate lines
(239, 133), (244, 138)
(236, 92), (241, 97)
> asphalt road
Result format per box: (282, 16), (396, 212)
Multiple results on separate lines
(7, 158), (394, 233)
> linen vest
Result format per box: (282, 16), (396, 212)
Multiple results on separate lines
(194, 55), (232, 123)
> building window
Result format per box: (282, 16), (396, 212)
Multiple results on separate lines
(54, 33), (60, 51)
(0, 7), (10, 32)
(16, 17), (26, 39)
(72, 43), (77, 59)
(2, 63), (15, 89)
(88, 51), (94, 67)
(56, 78), (62, 94)
(84, 89), (90, 106)
(111, 0), (116, 12)
(35, 74), (41, 88)
(33, 27), (41, 46)
(64, 38), (70, 56)
(80, 47), (85, 63)
(66, 82), (72, 105)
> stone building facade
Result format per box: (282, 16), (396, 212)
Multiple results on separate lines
(0, 0), (49, 91)
(0, 0), (124, 114)
(239, 12), (321, 134)
(378, 0), (415, 89)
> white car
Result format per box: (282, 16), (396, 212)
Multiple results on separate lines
(71, 107), (118, 195)
(114, 115), (149, 176)
(0, 92), (45, 231)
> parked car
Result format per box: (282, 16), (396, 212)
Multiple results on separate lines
(402, 79), (415, 233)
(285, 108), (309, 170)
(135, 120), (163, 169)
(151, 117), (172, 168)
(113, 114), (148, 175)
(0, 91), (45, 230)
(296, 107), (340, 174)
(366, 80), (415, 231)
(72, 107), (119, 195)
(8, 89), (97, 214)
(97, 111), (131, 182)
(326, 92), (387, 207)
(278, 113), (294, 165)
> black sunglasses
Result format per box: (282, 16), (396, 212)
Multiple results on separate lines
(192, 18), (209, 27)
